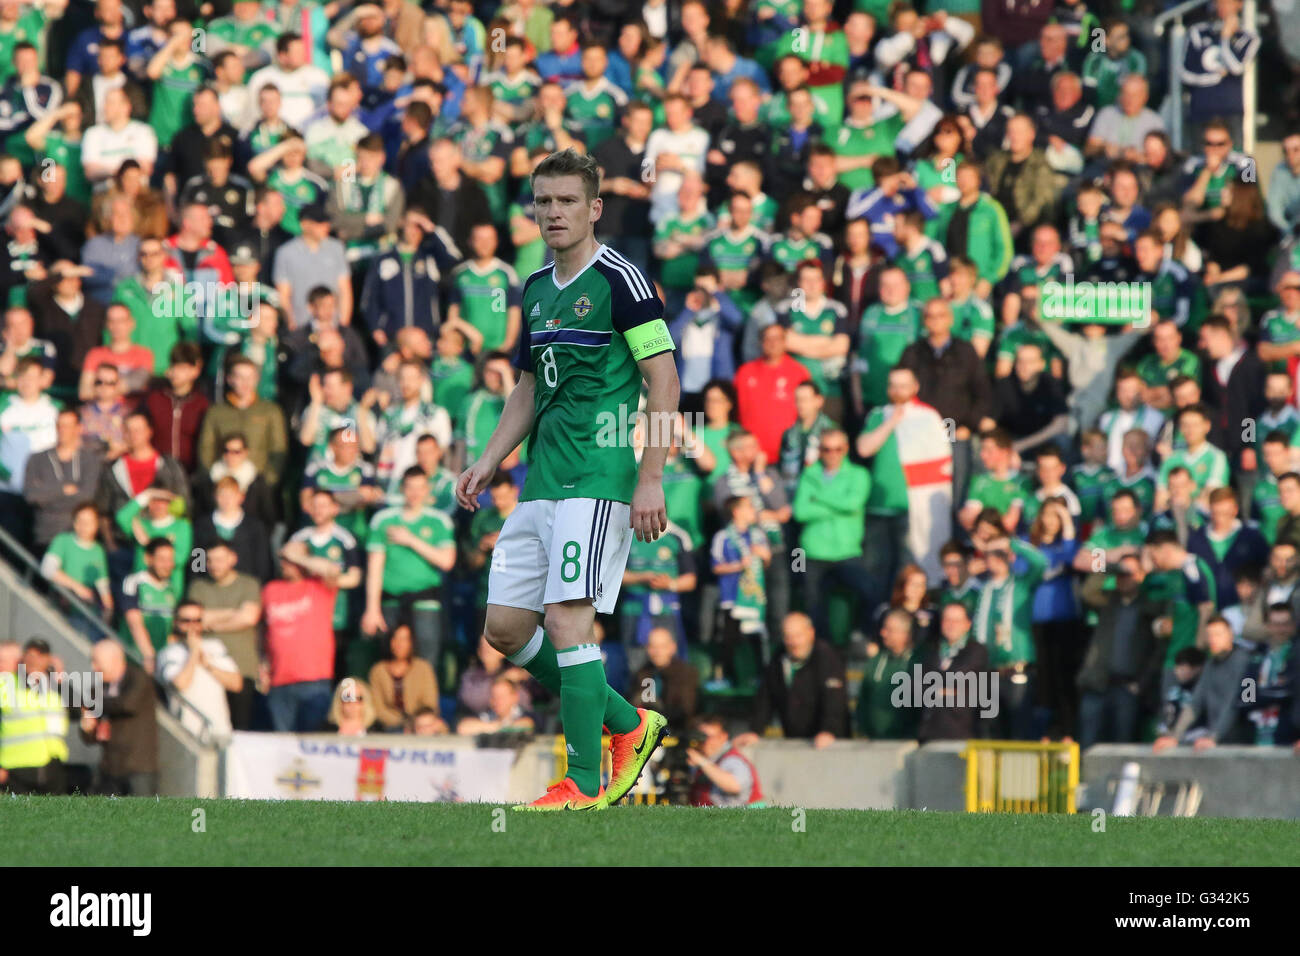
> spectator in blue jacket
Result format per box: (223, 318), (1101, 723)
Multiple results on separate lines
(845, 156), (936, 260)
(668, 268), (743, 409)
(360, 209), (454, 345)
(1027, 496), (1083, 737)
(1188, 486), (1270, 609)
(1180, 0), (1261, 147)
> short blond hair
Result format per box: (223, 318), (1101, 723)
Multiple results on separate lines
(532, 148), (601, 202)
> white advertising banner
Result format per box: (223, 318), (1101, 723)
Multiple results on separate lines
(224, 732), (516, 802)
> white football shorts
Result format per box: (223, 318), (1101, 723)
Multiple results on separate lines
(486, 498), (633, 614)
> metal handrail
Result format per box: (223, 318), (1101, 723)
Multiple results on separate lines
(1153, 0), (1214, 35)
(0, 521), (216, 745)
(1153, 0), (1259, 155)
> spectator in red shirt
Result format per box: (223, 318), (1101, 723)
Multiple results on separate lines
(80, 304), (156, 398)
(94, 409), (191, 581)
(261, 548), (340, 732)
(142, 342), (208, 472)
(734, 323), (811, 465)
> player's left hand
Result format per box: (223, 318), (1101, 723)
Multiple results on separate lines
(630, 479), (667, 542)
(455, 459), (495, 511)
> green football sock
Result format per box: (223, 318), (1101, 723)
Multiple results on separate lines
(508, 627), (640, 735)
(556, 644), (608, 796)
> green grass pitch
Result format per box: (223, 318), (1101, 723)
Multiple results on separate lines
(2, 797), (1297, 865)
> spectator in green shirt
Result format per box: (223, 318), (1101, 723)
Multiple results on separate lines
(856, 608), (919, 739)
(40, 501), (112, 640)
(363, 467), (456, 670)
(792, 428), (878, 644)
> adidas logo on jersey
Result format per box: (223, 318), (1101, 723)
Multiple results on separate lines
(531, 303), (541, 316)
(566, 743), (577, 755)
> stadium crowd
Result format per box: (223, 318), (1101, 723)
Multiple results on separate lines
(1, 0), (1300, 797)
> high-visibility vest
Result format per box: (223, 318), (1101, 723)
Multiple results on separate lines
(0, 672), (70, 770)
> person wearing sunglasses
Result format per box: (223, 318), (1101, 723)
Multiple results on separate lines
(156, 599), (242, 744)
(1181, 118), (1251, 219)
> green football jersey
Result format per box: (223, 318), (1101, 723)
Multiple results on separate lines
(830, 112), (903, 192)
(653, 208), (715, 290)
(1071, 462), (1119, 523)
(1158, 442), (1230, 496)
(623, 522), (692, 615)
(121, 570), (180, 652)
(966, 470), (1030, 515)
(267, 167), (327, 235)
(996, 321), (1061, 367)
(453, 120), (514, 223)
(1081, 49), (1146, 108)
(367, 506), (455, 595)
(484, 69), (542, 130)
(704, 228), (763, 271)
(307, 401), (369, 469)
(768, 233), (832, 273)
(706, 226), (767, 301)
(1253, 473), (1285, 544)
(508, 189), (547, 277)
(854, 300), (921, 409)
(1260, 309), (1300, 368)
(112, 276), (187, 375)
(913, 154), (963, 211)
(207, 16), (280, 57)
(149, 57), (209, 148)
(1083, 520), (1148, 555)
(467, 505), (509, 607)
(1135, 348), (1200, 389)
(456, 388), (505, 466)
(1009, 253), (1072, 296)
(1143, 556), (1216, 667)
(860, 405), (909, 514)
(450, 258), (522, 353)
(0, 10), (47, 83)
(514, 245), (672, 503)
(779, 296), (850, 397)
(773, 28), (849, 124)
(302, 456), (379, 543)
(949, 295), (995, 346)
(431, 355), (474, 416)
(40, 132), (89, 205)
(564, 79), (627, 152)
(761, 89), (832, 131)
(895, 237), (949, 304)
(1258, 405), (1300, 444)
(663, 453), (706, 547)
(1102, 467), (1158, 520)
(288, 523), (361, 629)
(42, 533), (109, 593)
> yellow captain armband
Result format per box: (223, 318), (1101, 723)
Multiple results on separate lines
(625, 318), (675, 360)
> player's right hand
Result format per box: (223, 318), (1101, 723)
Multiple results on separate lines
(455, 461), (493, 512)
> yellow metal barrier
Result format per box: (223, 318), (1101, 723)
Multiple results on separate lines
(962, 740), (1080, 813)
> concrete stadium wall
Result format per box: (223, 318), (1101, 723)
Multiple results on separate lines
(900, 742), (970, 813)
(8, 559), (1295, 819)
(0, 559), (217, 795)
(1081, 745), (1300, 820)
(750, 740), (916, 809)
